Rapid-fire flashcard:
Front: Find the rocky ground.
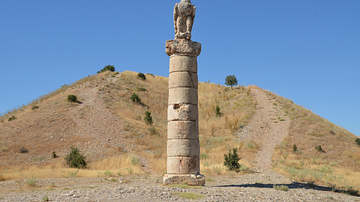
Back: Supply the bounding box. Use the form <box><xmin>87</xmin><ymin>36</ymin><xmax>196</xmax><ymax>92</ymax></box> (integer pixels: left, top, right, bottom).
<box><xmin>1</xmin><ymin>88</ymin><xmax>359</xmax><ymax>201</ymax></box>
<box><xmin>1</xmin><ymin>173</ymin><xmax>358</xmax><ymax>202</ymax></box>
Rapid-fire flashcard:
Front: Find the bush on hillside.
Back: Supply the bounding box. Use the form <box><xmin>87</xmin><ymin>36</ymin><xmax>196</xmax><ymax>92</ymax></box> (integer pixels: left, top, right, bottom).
<box><xmin>356</xmin><ymin>138</ymin><xmax>360</xmax><ymax>147</ymax></box>
<box><xmin>315</xmin><ymin>145</ymin><xmax>325</xmax><ymax>153</ymax></box>
<box><xmin>31</xmin><ymin>105</ymin><xmax>39</xmax><ymax>110</ymax></box>
<box><xmin>67</xmin><ymin>95</ymin><xmax>78</xmax><ymax>102</ymax></box>
<box><xmin>144</xmin><ymin>111</ymin><xmax>153</xmax><ymax>125</ymax></box>
<box><xmin>97</xmin><ymin>65</ymin><xmax>115</xmax><ymax>73</ymax></box>
<box><xmin>64</xmin><ymin>146</ymin><xmax>87</xmax><ymax>168</ymax></box>
<box><xmin>224</xmin><ymin>148</ymin><xmax>241</xmax><ymax>172</ymax></box>
<box><xmin>293</xmin><ymin>144</ymin><xmax>298</xmax><ymax>154</ymax></box>
<box><xmin>215</xmin><ymin>105</ymin><xmax>222</xmax><ymax>117</ymax></box>
<box><xmin>131</xmin><ymin>93</ymin><xmax>141</xmax><ymax>103</ymax></box>
<box><xmin>138</xmin><ymin>73</ymin><xmax>146</xmax><ymax>80</ymax></box>
<box><xmin>8</xmin><ymin>116</ymin><xmax>17</xmax><ymax>121</ymax></box>
<box><xmin>52</xmin><ymin>151</ymin><xmax>57</xmax><ymax>158</ymax></box>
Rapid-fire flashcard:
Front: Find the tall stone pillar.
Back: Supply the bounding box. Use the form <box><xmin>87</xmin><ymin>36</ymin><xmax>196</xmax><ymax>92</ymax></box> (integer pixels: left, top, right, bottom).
<box><xmin>163</xmin><ymin>0</ymin><xmax>205</xmax><ymax>186</ymax></box>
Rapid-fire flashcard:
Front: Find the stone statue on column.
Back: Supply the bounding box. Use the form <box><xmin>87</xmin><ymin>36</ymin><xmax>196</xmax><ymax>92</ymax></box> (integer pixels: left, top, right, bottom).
<box><xmin>164</xmin><ymin>0</ymin><xmax>204</xmax><ymax>186</ymax></box>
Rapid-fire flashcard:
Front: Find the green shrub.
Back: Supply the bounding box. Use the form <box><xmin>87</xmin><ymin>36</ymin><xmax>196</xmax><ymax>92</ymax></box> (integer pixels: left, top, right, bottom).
<box><xmin>130</xmin><ymin>93</ymin><xmax>141</xmax><ymax>103</ymax></box>
<box><xmin>224</xmin><ymin>148</ymin><xmax>241</xmax><ymax>172</ymax></box>
<box><xmin>315</xmin><ymin>145</ymin><xmax>324</xmax><ymax>153</ymax></box>
<box><xmin>137</xmin><ymin>73</ymin><xmax>146</xmax><ymax>80</ymax></box>
<box><xmin>67</xmin><ymin>95</ymin><xmax>78</xmax><ymax>102</ymax></box>
<box><xmin>215</xmin><ymin>105</ymin><xmax>222</xmax><ymax>117</ymax></box>
<box><xmin>64</xmin><ymin>146</ymin><xmax>87</xmax><ymax>168</ymax></box>
<box><xmin>356</xmin><ymin>138</ymin><xmax>360</xmax><ymax>147</ymax></box>
<box><xmin>144</xmin><ymin>111</ymin><xmax>153</xmax><ymax>125</ymax></box>
<box><xmin>138</xmin><ymin>72</ymin><xmax>146</xmax><ymax>80</ymax></box>
<box><xmin>97</xmin><ymin>65</ymin><xmax>115</xmax><ymax>73</ymax></box>
<box><xmin>31</xmin><ymin>105</ymin><xmax>39</xmax><ymax>110</ymax></box>
<box><xmin>8</xmin><ymin>116</ymin><xmax>16</xmax><ymax>121</ymax></box>
<box><xmin>52</xmin><ymin>151</ymin><xmax>57</xmax><ymax>158</ymax></box>
<box><xmin>293</xmin><ymin>144</ymin><xmax>298</xmax><ymax>153</ymax></box>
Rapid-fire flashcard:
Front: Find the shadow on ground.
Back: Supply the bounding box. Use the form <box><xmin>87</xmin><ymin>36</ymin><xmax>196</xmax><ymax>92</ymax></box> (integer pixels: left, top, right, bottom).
<box><xmin>214</xmin><ymin>182</ymin><xmax>360</xmax><ymax>196</ymax></box>
<box><xmin>215</xmin><ymin>182</ymin><xmax>331</xmax><ymax>191</ymax></box>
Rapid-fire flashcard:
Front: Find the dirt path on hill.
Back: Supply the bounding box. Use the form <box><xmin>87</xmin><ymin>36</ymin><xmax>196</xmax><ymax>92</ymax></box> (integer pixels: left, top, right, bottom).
<box><xmin>67</xmin><ymin>87</ymin><xmax>150</xmax><ymax>170</ymax></box>
<box><xmin>238</xmin><ymin>88</ymin><xmax>291</xmax><ymax>172</ymax></box>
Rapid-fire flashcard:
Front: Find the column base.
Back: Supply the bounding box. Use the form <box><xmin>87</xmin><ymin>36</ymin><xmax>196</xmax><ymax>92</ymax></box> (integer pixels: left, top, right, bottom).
<box><xmin>163</xmin><ymin>174</ymin><xmax>205</xmax><ymax>186</ymax></box>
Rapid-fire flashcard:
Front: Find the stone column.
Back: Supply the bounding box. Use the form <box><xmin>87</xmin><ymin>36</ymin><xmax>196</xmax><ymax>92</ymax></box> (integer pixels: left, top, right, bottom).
<box><xmin>163</xmin><ymin>0</ymin><xmax>204</xmax><ymax>186</ymax></box>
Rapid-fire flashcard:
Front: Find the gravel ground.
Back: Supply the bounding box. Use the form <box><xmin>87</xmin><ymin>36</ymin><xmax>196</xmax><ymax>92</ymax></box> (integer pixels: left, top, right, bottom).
<box><xmin>1</xmin><ymin>174</ymin><xmax>358</xmax><ymax>202</ymax></box>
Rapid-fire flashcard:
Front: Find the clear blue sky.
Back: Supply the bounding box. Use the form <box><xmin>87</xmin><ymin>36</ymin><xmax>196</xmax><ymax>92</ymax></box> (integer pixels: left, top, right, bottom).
<box><xmin>0</xmin><ymin>0</ymin><xmax>359</xmax><ymax>136</ymax></box>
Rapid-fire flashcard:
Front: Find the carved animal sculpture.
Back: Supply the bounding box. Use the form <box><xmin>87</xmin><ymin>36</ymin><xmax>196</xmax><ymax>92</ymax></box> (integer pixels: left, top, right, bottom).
<box><xmin>174</xmin><ymin>0</ymin><xmax>196</xmax><ymax>40</ymax></box>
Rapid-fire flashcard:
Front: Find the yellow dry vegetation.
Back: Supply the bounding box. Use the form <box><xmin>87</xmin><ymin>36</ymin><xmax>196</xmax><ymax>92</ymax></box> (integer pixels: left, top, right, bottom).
<box><xmin>270</xmin><ymin>92</ymin><xmax>360</xmax><ymax>191</ymax></box>
<box><xmin>0</xmin><ymin>70</ymin><xmax>257</xmax><ymax>180</ymax></box>
<box><xmin>100</xmin><ymin>71</ymin><xmax>257</xmax><ymax>173</ymax></box>
<box><xmin>1</xmin><ymin>154</ymin><xmax>143</xmax><ymax>180</ymax></box>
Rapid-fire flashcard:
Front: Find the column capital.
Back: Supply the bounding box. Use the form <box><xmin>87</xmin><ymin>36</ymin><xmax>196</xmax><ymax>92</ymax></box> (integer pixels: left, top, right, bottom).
<box><xmin>166</xmin><ymin>39</ymin><xmax>201</xmax><ymax>57</ymax></box>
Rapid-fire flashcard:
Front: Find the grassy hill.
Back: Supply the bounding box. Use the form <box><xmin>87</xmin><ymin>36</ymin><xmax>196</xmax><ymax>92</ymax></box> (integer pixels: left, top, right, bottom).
<box><xmin>0</xmin><ymin>70</ymin><xmax>359</xmax><ymax>192</ymax></box>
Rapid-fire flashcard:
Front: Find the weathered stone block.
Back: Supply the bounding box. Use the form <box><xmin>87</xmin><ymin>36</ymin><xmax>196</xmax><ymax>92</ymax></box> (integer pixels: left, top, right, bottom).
<box><xmin>169</xmin><ymin>72</ymin><xmax>198</xmax><ymax>89</ymax></box>
<box><xmin>168</xmin><ymin>121</ymin><xmax>198</xmax><ymax>139</ymax></box>
<box><xmin>169</xmin><ymin>55</ymin><xmax>197</xmax><ymax>73</ymax></box>
<box><xmin>167</xmin><ymin>156</ymin><xmax>199</xmax><ymax>174</ymax></box>
<box><xmin>163</xmin><ymin>174</ymin><xmax>205</xmax><ymax>186</ymax></box>
<box><xmin>168</xmin><ymin>104</ymin><xmax>198</xmax><ymax>121</ymax></box>
<box><xmin>169</xmin><ymin>88</ymin><xmax>197</xmax><ymax>105</ymax></box>
<box><xmin>166</xmin><ymin>39</ymin><xmax>201</xmax><ymax>57</ymax></box>
<box><xmin>167</xmin><ymin>139</ymin><xmax>199</xmax><ymax>156</ymax></box>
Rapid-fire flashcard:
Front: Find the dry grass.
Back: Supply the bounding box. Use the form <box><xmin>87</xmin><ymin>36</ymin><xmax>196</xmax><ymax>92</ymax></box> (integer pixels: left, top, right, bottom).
<box><xmin>269</xmin><ymin>91</ymin><xmax>360</xmax><ymax>192</ymax></box>
<box><xmin>2</xmin><ymin>69</ymin><xmax>357</xmax><ymax>191</ymax></box>
<box><xmin>1</xmin><ymin>154</ymin><xmax>143</xmax><ymax>181</ymax></box>
<box><xmin>0</xmin><ymin>71</ymin><xmax>256</xmax><ymax>179</ymax></box>
<box><xmin>100</xmin><ymin>71</ymin><xmax>257</xmax><ymax>173</ymax></box>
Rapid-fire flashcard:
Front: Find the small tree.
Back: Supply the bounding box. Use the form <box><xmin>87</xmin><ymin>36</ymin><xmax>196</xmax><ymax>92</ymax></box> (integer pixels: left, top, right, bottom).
<box><xmin>64</xmin><ymin>146</ymin><xmax>87</xmax><ymax>168</ymax></box>
<box><xmin>131</xmin><ymin>93</ymin><xmax>141</xmax><ymax>103</ymax></box>
<box><xmin>293</xmin><ymin>144</ymin><xmax>298</xmax><ymax>153</ymax></box>
<box><xmin>144</xmin><ymin>111</ymin><xmax>153</xmax><ymax>125</ymax></box>
<box><xmin>224</xmin><ymin>148</ymin><xmax>241</xmax><ymax>172</ymax></box>
<box><xmin>315</xmin><ymin>145</ymin><xmax>324</xmax><ymax>153</ymax></box>
<box><xmin>97</xmin><ymin>65</ymin><xmax>115</xmax><ymax>73</ymax></box>
<box><xmin>225</xmin><ymin>75</ymin><xmax>238</xmax><ymax>88</ymax></box>
<box><xmin>67</xmin><ymin>95</ymin><xmax>78</xmax><ymax>102</ymax></box>
<box><xmin>52</xmin><ymin>151</ymin><xmax>57</xmax><ymax>158</ymax></box>
<box><xmin>356</xmin><ymin>138</ymin><xmax>360</xmax><ymax>147</ymax></box>
<box><xmin>215</xmin><ymin>105</ymin><xmax>222</xmax><ymax>117</ymax></box>
<box><xmin>8</xmin><ymin>116</ymin><xmax>17</xmax><ymax>121</ymax></box>
<box><xmin>138</xmin><ymin>73</ymin><xmax>146</xmax><ymax>80</ymax></box>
